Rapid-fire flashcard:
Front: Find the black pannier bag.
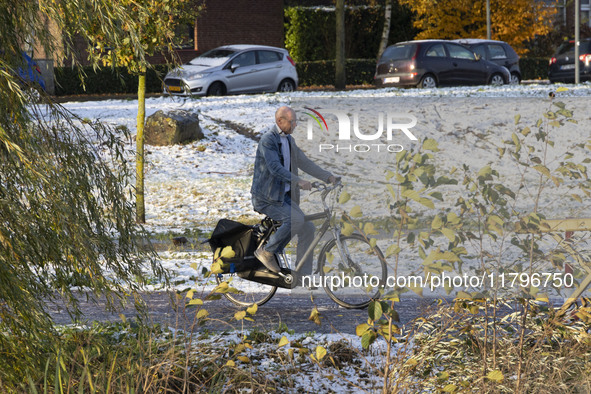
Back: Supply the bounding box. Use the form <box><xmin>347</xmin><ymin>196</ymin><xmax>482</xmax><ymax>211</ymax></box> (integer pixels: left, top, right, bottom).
<box><xmin>207</xmin><ymin>219</ymin><xmax>263</xmax><ymax>273</ymax></box>
<box><xmin>208</xmin><ymin>218</ymin><xmax>296</xmax><ymax>289</ymax></box>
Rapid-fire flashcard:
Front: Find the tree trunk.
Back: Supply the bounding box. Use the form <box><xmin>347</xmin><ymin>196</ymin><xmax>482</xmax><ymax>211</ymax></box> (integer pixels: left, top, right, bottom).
<box><xmin>136</xmin><ymin>72</ymin><xmax>146</xmax><ymax>223</ymax></box>
<box><xmin>335</xmin><ymin>0</ymin><xmax>346</xmax><ymax>90</ymax></box>
<box><xmin>377</xmin><ymin>0</ymin><xmax>393</xmax><ymax>59</ymax></box>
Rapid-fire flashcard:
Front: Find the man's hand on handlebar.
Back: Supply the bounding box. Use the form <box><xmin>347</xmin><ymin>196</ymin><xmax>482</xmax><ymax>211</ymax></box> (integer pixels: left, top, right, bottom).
<box><xmin>327</xmin><ymin>175</ymin><xmax>341</xmax><ymax>184</ymax></box>
<box><xmin>298</xmin><ymin>179</ymin><xmax>312</xmax><ymax>190</ymax></box>
<box><xmin>301</xmin><ymin>176</ymin><xmax>342</xmax><ymax>191</ymax></box>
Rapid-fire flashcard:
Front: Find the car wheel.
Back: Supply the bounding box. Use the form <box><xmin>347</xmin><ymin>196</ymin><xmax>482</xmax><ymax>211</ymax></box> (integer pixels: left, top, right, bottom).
<box><xmin>510</xmin><ymin>73</ymin><xmax>521</xmax><ymax>85</ymax></box>
<box><xmin>419</xmin><ymin>74</ymin><xmax>437</xmax><ymax>89</ymax></box>
<box><xmin>207</xmin><ymin>82</ymin><xmax>225</xmax><ymax>96</ymax></box>
<box><xmin>277</xmin><ymin>79</ymin><xmax>296</xmax><ymax>92</ymax></box>
<box><xmin>489</xmin><ymin>73</ymin><xmax>505</xmax><ymax>86</ymax></box>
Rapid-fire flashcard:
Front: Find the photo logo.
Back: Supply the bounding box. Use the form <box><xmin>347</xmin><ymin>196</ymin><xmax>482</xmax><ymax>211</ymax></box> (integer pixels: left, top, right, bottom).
<box><xmin>304</xmin><ymin>108</ymin><xmax>418</xmax><ymax>153</ymax></box>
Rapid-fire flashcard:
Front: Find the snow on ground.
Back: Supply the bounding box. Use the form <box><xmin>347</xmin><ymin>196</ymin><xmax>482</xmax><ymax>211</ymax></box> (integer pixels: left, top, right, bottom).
<box><xmin>191</xmin><ymin>330</ymin><xmax>390</xmax><ymax>393</ymax></box>
<box><xmin>58</xmin><ymin>82</ymin><xmax>591</xmax><ymax>297</ymax></box>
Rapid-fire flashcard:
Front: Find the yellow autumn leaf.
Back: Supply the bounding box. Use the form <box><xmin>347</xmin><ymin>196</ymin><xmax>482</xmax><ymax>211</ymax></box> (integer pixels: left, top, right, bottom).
<box><xmin>315</xmin><ymin>346</ymin><xmax>327</xmax><ymax>360</ymax></box>
<box><xmin>246</xmin><ymin>303</ymin><xmax>258</xmax><ymax>315</ymax></box>
<box><xmin>486</xmin><ymin>370</ymin><xmax>504</xmax><ymax>382</ymax></box>
<box><xmin>338</xmin><ymin>191</ymin><xmax>351</xmax><ymax>204</ymax></box>
<box><xmin>341</xmin><ymin>222</ymin><xmax>354</xmax><ymax>236</ymax></box>
<box><xmin>220</xmin><ymin>245</ymin><xmax>235</xmax><ymax>259</ymax></box>
<box><xmin>278</xmin><ymin>336</ymin><xmax>289</xmax><ymax>347</ymax></box>
<box><xmin>350</xmin><ymin>206</ymin><xmax>363</xmax><ymax>218</ymax></box>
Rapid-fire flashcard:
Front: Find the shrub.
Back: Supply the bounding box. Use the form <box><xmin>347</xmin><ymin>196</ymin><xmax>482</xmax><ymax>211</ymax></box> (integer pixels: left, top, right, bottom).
<box><xmin>54</xmin><ymin>65</ymin><xmax>170</xmax><ymax>96</ymax></box>
<box><xmin>296</xmin><ymin>58</ymin><xmax>375</xmax><ymax>86</ymax></box>
<box><xmin>285</xmin><ymin>4</ymin><xmax>417</xmax><ymax>62</ymax></box>
<box><xmin>519</xmin><ymin>57</ymin><xmax>549</xmax><ymax>80</ymax></box>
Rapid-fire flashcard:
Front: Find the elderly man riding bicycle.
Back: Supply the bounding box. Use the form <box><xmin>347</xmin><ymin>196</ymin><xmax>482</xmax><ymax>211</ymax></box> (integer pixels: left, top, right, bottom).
<box><xmin>250</xmin><ymin>106</ymin><xmax>337</xmax><ymax>280</ymax></box>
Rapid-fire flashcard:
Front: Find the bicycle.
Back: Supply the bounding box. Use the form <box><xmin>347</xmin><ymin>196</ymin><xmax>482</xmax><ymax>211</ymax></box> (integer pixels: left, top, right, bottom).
<box><xmin>215</xmin><ymin>180</ymin><xmax>387</xmax><ymax>309</ymax></box>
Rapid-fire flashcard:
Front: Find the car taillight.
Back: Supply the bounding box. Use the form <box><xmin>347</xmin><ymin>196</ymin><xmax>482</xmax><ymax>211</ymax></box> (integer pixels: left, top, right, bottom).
<box><xmin>287</xmin><ymin>55</ymin><xmax>296</xmax><ymax>67</ymax></box>
<box><xmin>549</xmin><ymin>57</ymin><xmax>557</xmax><ymax>65</ymax></box>
<box><xmin>579</xmin><ymin>54</ymin><xmax>591</xmax><ymax>66</ymax></box>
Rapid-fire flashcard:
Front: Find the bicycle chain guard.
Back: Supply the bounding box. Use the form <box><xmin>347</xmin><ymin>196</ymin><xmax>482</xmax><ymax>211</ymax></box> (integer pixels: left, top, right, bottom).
<box><xmin>237</xmin><ymin>267</ymin><xmax>297</xmax><ymax>289</ymax></box>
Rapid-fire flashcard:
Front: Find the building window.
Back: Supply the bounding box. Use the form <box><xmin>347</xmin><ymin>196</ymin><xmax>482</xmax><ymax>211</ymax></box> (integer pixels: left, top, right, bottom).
<box><xmin>582</xmin><ymin>11</ymin><xmax>590</xmax><ymax>27</ymax></box>
<box><xmin>174</xmin><ymin>23</ymin><xmax>195</xmax><ymax>50</ymax></box>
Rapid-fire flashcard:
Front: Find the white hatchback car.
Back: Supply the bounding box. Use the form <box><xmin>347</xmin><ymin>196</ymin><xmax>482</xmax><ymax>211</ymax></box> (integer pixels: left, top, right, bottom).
<box><xmin>163</xmin><ymin>45</ymin><xmax>298</xmax><ymax>96</ymax></box>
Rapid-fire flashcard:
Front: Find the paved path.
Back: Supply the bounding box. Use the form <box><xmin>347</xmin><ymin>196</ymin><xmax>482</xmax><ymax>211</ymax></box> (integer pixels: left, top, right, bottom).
<box><xmin>47</xmin><ymin>291</ymin><xmax>435</xmax><ymax>334</ymax></box>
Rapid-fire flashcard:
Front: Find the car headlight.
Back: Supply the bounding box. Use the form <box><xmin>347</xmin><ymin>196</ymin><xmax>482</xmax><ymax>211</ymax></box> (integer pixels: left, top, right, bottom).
<box><xmin>185</xmin><ymin>72</ymin><xmax>210</xmax><ymax>80</ymax></box>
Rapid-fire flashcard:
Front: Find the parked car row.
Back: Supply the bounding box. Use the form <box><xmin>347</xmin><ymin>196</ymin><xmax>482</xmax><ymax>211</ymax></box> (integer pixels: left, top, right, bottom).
<box><xmin>159</xmin><ymin>38</ymin><xmax>591</xmax><ymax>97</ymax></box>
<box><xmin>374</xmin><ymin>39</ymin><xmax>518</xmax><ymax>89</ymax></box>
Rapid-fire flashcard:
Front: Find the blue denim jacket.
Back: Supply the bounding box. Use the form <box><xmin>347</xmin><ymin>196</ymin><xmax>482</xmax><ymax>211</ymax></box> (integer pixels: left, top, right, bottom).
<box><xmin>251</xmin><ymin>125</ymin><xmax>333</xmax><ymax>207</ymax></box>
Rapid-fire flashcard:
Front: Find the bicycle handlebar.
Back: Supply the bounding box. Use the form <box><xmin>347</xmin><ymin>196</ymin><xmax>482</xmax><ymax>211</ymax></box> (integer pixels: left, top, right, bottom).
<box><xmin>311</xmin><ymin>179</ymin><xmax>341</xmax><ymax>192</ymax></box>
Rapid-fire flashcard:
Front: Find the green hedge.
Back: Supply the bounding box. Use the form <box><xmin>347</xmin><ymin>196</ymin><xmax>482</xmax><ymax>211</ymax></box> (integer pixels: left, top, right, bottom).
<box><xmin>54</xmin><ymin>65</ymin><xmax>170</xmax><ymax>96</ymax></box>
<box><xmin>297</xmin><ymin>59</ymin><xmax>375</xmax><ymax>86</ymax></box>
<box><xmin>518</xmin><ymin>58</ymin><xmax>548</xmax><ymax>80</ymax></box>
<box><xmin>285</xmin><ymin>4</ymin><xmax>416</xmax><ymax>62</ymax></box>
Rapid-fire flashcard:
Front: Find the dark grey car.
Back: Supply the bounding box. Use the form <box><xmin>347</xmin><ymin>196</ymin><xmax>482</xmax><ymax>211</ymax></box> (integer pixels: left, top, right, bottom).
<box><xmin>548</xmin><ymin>38</ymin><xmax>591</xmax><ymax>83</ymax></box>
<box><xmin>374</xmin><ymin>40</ymin><xmax>510</xmax><ymax>89</ymax></box>
<box><xmin>453</xmin><ymin>39</ymin><xmax>521</xmax><ymax>84</ymax></box>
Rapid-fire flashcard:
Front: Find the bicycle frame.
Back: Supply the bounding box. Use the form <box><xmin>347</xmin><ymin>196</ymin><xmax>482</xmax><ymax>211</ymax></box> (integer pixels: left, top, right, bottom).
<box><xmin>260</xmin><ymin>183</ymin><xmax>348</xmax><ymax>277</ymax></box>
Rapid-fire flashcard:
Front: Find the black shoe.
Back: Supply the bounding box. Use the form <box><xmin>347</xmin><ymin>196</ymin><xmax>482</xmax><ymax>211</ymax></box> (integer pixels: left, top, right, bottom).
<box><xmin>254</xmin><ymin>246</ymin><xmax>281</xmax><ymax>273</ymax></box>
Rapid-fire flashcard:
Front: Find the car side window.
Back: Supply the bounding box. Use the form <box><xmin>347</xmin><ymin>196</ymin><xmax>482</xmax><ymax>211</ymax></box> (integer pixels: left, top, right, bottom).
<box><xmin>488</xmin><ymin>44</ymin><xmax>507</xmax><ymax>59</ymax></box>
<box><xmin>472</xmin><ymin>45</ymin><xmax>487</xmax><ymax>60</ymax></box>
<box><xmin>447</xmin><ymin>44</ymin><xmax>476</xmax><ymax>60</ymax></box>
<box><xmin>258</xmin><ymin>50</ymin><xmax>281</xmax><ymax>64</ymax></box>
<box><xmin>425</xmin><ymin>44</ymin><xmax>446</xmax><ymax>57</ymax></box>
<box><xmin>231</xmin><ymin>51</ymin><xmax>256</xmax><ymax>68</ymax></box>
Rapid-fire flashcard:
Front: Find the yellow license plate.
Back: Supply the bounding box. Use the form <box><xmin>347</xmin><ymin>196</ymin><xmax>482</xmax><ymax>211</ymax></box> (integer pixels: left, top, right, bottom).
<box><xmin>168</xmin><ymin>85</ymin><xmax>182</xmax><ymax>92</ymax></box>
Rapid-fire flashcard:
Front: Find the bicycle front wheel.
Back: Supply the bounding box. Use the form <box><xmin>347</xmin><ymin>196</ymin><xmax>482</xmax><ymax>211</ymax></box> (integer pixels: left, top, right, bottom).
<box><xmin>216</xmin><ymin>272</ymin><xmax>277</xmax><ymax>307</ymax></box>
<box><xmin>318</xmin><ymin>233</ymin><xmax>386</xmax><ymax>309</ymax></box>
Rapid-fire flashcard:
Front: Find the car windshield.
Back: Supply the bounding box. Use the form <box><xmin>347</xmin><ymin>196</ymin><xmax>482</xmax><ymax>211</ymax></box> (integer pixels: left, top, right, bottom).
<box><xmin>557</xmin><ymin>41</ymin><xmax>576</xmax><ymax>55</ymax></box>
<box><xmin>558</xmin><ymin>40</ymin><xmax>591</xmax><ymax>55</ymax></box>
<box><xmin>381</xmin><ymin>44</ymin><xmax>417</xmax><ymax>61</ymax></box>
<box><xmin>188</xmin><ymin>48</ymin><xmax>237</xmax><ymax>66</ymax></box>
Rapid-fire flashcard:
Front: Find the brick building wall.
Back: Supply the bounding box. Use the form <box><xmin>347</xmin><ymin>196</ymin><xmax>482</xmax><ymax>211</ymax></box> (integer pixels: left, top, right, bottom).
<box><xmin>195</xmin><ymin>0</ymin><xmax>284</xmax><ymax>52</ymax></box>
<box><xmin>53</xmin><ymin>0</ymin><xmax>283</xmax><ymax>67</ymax></box>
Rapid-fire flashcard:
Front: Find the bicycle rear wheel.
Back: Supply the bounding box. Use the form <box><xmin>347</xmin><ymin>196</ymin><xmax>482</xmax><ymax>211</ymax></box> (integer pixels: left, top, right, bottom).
<box><xmin>216</xmin><ymin>272</ymin><xmax>277</xmax><ymax>307</ymax></box>
<box><xmin>318</xmin><ymin>233</ymin><xmax>386</xmax><ymax>309</ymax></box>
